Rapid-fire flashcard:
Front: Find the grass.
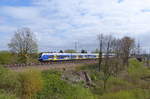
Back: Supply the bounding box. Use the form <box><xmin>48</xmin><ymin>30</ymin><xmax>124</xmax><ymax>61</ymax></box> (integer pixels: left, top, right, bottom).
<box><xmin>0</xmin><ymin>58</ymin><xmax>150</xmax><ymax>99</ymax></box>
<box><xmin>36</xmin><ymin>69</ymin><xmax>95</xmax><ymax>99</ymax></box>
<box><xmin>99</xmin><ymin>89</ymin><xmax>150</xmax><ymax>99</ymax></box>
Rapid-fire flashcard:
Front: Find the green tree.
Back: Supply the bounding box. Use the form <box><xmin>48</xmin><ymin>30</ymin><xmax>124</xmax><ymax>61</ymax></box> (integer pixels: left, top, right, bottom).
<box><xmin>64</xmin><ymin>49</ymin><xmax>76</xmax><ymax>53</ymax></box>
<box><xmin>81</xmin><ymin>49</ymin><xmax>87</xmax><ymax>53</ymax></box>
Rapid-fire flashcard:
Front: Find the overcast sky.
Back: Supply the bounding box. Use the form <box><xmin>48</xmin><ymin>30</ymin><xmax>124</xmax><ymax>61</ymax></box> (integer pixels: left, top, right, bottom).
<box><xmin>1</xmin><ymin>0</ymin><xmax>150</xmax><ymax>52</ymax></box>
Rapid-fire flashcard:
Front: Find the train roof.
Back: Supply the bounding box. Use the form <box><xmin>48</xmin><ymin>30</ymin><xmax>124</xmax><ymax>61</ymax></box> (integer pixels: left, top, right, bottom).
<box><xmin>41</xmin><ymin>53</ymin><xmax>99</xmax><ymax>56</ymax></box>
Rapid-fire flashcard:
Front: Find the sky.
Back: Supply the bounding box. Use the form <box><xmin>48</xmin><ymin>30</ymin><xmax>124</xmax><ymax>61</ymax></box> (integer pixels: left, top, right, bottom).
<box><xmin>1</xmin><ymin>0</ymin><xmax>150</xmax><ymax>52</ymax></box>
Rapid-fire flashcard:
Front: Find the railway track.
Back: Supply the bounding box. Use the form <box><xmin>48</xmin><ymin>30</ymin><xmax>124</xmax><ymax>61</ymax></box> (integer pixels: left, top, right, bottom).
<box><xmin>4</xmin><ymin>59</ymin><xmax>98</xmax><ymax>70</ymax></box>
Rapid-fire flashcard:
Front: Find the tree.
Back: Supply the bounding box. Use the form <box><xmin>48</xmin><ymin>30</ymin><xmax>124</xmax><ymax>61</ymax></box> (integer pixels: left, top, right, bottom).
<box><xmin>64</xmin><ymin>49</ymin><xmax>76</xmax><ymax>53</ymax></box>
<box><xmin>92</xmin><ymin>49</ymin><xmax>99</xmax><ymax>53</ymax></box>
<box><xmin>97</xmin><ymin>34</ymin><xmax>117</xmax><ymax>90</ymax></box>
<box><xmin>59</xmin><ymin>50</ymin><xmax>63</xmax><ymax>53</ymax></box>
<box><xmin>8</xmin><ymin>27</ymin><xmax>38</xmax><ymax>63</ymax></box>
<box><xmin>102</xmin><ymin>35</ymin><xmax>116</xmax><ymax>90</ymax></box>
<box><xmin>112</xmin><ymin>38</ymin><xmax>123</xmax><ymax>76</ymax></box>
<box><xmin>120</xmin><ymin>36</ymin><xmax>135</xmax><ymax>67</ymax></box>
<box><xmin>97</xmin><ymin>34</ymin><xmax>104</xmax><ymax>72</ymax></box>
<box><xmin>81</xmin><ymin>49</ymin><xmax>87</xmax><ymax>53</ymax></box>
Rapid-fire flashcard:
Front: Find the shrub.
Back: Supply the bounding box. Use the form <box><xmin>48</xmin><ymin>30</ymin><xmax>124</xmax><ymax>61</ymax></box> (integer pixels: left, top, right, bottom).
<box><xmin>128</xmin><ymin>59</ymin><xmax>150</xmax><ymax>81</ymax></box>
<box><xmin>0</xmin><ymin>66</ymin><xmax>20</xmax><ymax>93</ymax></box>
<box><xmin>36</xmin><ymin>70</ymin><xmax>95</xmax><ymax>99</ymax></box>
<box><xmin>18</xmin><ymin>68</ymin><xmax>43</xmax><ymax>99</ymax></box>
<box><xmin>67</xmin><ymin>85</ymin><xmax>95</xmax><ymax>99</ymax></box>
<box><xmin>0</xmin><ymin>51</ymin><xmax>14</xmax><ymax>64</ymax></box>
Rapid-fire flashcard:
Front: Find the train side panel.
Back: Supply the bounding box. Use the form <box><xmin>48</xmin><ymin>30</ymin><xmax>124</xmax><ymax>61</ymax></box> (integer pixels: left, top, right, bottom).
<box><xmin>39</xmin><ymin>53</ymin><xmax>99</xmax><ymax>61</ymax></box>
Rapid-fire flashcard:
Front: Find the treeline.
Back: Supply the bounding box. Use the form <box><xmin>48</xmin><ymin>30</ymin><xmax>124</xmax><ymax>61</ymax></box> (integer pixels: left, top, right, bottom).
<box><xmin>0</xmin><ymin>27</ymin><xmax>148</xmax><ymax>66</ymax></box>
<box><xmin>96</xmin><ymin>34</ymin><xmax>148</xmax><ymax>90</ymax></box>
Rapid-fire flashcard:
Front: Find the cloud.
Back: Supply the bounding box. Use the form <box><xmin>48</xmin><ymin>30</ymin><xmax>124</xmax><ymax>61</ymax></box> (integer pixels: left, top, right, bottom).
<box><xmin>1</xmin><ymin>0</ymin><xmax>150</xmax><ymax>51</ymax></box>
<box><xmin>117</xmin><ymin>0</ymin><xmax>124</xmax><ymax>3</ymax></box>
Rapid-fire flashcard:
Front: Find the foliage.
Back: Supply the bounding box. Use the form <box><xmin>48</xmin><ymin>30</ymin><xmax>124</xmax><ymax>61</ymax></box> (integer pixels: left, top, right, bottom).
<box><xmin>0</xmin><ymin>66</ymin><xmax>20</xmax><ymax>93</ymax></box>
<box><xmin>8</xmin><ymin>27</ymin><xmax>38</xmax><ymax>54</ymax></box>
<box><xmin>128</xmin><ymin>59</ymin><xmax>150</xmax><ymax>78</ymax></box>
<box><xmin>120</xmin><ymin>36</ymin><xmax>135</xmax><ymax>67</ymax></box>
<box><xmin>0</xmin><ymin>60</ymin><xmax>149</xmax><ymax>99</ymax></box>
<box><xmin>0</xmin><ymin>51</ymin><xmax>14</xmax><ymax>64</ymax></box>
<box><xmin>75</xmin><ymin>63</ymin><xmax>99</xmax><ymax>71</ymax></box>
<box><xmin>18</xmin><ymin>68</ymin><xmax>43</xmax><ymax>99</ymax></box>
<box><xmin>8</xmin><ymin>27</ymin><xmax>38</xmax><ymax>63</ymax></box>
<box><xmin>0</xmin><ymin>92</ymin><xmax>18</xmax><ymax>99</ymax></box>
<box><xmin>16</xmin><ymin>53</ymin><xmax>39</xmax><ymax>64</ymax></box>
<box><xmin>99</xmin><ymin>89</ymin><xmax>150</xmax><ymax>99</ymax></box>
<box><xmin>36</xmin><ymin>70</ymin><xmax>95</xmax><ymax>99</ymax></box>
<box><xmin>107</xmin><ymin>77</ymin><xmax>133</xmax><ymax>92</ymax></box>
<box><xmin>0</xmin><ymin>51</ymin><xmax>39</xmax><ymax>64</ymax></box>
<box><xmin>64</xmin><ymin>49</ymin><xmax>76</xmax><ymax>53</ymax></box>
<box><xmin>81</xmin><ymin>49</ymin><xmax>87</xmax><ymax>53</ymax></box>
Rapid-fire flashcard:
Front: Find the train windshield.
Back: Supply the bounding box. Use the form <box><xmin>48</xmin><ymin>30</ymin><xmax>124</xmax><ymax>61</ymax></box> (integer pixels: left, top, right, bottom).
<box><xmin>39</xmin><ymin>53</ymin><xmax>43</xmax><ymax>58</ymax></box>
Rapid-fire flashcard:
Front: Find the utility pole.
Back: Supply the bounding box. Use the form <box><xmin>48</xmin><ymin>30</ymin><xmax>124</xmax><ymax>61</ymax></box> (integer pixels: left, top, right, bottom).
<box><xmin>137</xmin><ymin>41</ymin><xmax>140</xmax><ymax>56</ymax></box>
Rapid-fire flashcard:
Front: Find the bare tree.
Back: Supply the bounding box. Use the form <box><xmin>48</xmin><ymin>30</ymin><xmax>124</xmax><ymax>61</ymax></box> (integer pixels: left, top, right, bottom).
<box><xmin>8</xmin><ymin>27</ymin><xmax>38</xmax><ymax>63</ymax></box>
<box><xmin>112</xmin><ymin>38</ymin><xmax>124</xmax><ymax>76</ymax></box>
<box><xmin>97</xmin><ymin>33</ymin><xmax>104</xmax><ymax>72</ymax></box>
<box><xmin>102</xmin><ymin>35</ymin><xmax>115</xmax><ymax>90</ymax></box>
<box><xmin>120</xmin><ymin>36</ymin><xmax>135</xmax><ymax>67</ymax></box>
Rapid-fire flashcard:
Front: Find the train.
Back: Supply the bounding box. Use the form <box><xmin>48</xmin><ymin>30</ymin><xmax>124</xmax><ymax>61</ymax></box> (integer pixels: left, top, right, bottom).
<box><xmin>38</xmin><ymin>53</ymin><xmax>99</xmax><ymax>62</ymax></box>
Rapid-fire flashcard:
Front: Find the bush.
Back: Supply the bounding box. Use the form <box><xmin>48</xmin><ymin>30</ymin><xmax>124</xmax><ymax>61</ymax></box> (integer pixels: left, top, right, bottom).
<box><xmin>0</xmin><ymin>66</ymin><xmax>20</xmax><ymax>93</ymax></box>
<box><xmin>128</xmin><ymin>59</ymin><xmax>150</xmax><ymax>80</ymax></box>
<box><xmin>36</xmin><ymin>70</ymin><xmax>95</xmax><ymax>99</ymax></box>
<box><xmin>18</xmin><ymin>68</ymin><xmax>43</xmax><ymax>99</ymax></box>
<box><xmin>0</xmin><ymin>51</ymin><xmax>14</xmax><ymax>64</ymax></box>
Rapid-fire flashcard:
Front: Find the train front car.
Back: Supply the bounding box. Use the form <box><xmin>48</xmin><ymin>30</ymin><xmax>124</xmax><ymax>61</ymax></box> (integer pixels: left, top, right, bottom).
<box><xmin>38</xmin><ymin>53</ymin><xmax>55</xmax><ymax>62</ymax></box>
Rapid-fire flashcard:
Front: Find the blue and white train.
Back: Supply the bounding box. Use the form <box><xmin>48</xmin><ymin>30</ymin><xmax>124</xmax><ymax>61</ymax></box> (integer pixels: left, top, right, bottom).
<box><xmin>38</xmin><ymin>53</ymin><xmax>99</xmax><ymax>62</ymax></box>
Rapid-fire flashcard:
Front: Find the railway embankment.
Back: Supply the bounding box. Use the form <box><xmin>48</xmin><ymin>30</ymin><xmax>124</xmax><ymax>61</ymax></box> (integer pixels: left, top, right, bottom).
<box><xmin>6</xmin><ymin>59</ymin><xmax>98</xmax><ymax>72</ymax></box>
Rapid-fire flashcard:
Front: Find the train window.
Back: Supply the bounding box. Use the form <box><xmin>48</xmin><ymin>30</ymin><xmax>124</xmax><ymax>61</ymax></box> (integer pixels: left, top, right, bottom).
<box><xmin>79</xmin><ymin>55</ymin><xmax>83</xmax><ymax>58</ymax></box>
<box><xmin>43</xmin><ymin>55</ymin><xmax>49</xmax><ymax>59</ymax></box>
<box><xmin>85</xmin><ymin>55</ymin><xmax>88</xmax><ymax>58</ymax></box>
<box><xmin>48</xmin><ymin>55</ymin><xmax>54</xmax><ymax>59</ymax></box>
<box><xmin>88</xmin><ymin>55</ymin><xmax>91</xmax><ymax>58</ymax></box>
<box><xmin>71</xmin><ymin>55</ymin><xmax>76</xmax><ymax>59</ymax></box>
<box><xmin>56</xmin><ymin>56</ymin><xmax>61</xmax><ymax>59</ymax></box>
<box><xmin>88</xmin><ymin>55</ymin><xmax>96</xmax><ymax>58</ymax></box>
<box><xmin>57</xmin><ymin>55</ymin><xmax>70</xmax><ymax>59</ymax></box>
<box><xmin>39</xmin><ymin>53</ymin><xmax>43</xmax><ymax>58</ymax></box>
<box><xmin>93</xmin><ymin>55</ymin><xmax>96</xmax><ymax>57</ymax></box>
